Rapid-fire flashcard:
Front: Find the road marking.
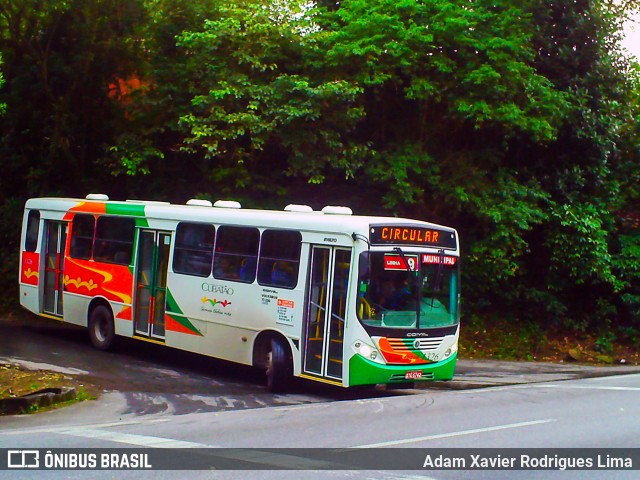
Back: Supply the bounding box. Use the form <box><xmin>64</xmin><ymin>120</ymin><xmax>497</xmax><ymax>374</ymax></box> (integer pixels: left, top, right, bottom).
<box><xmin>6</xmin><ymin>427</ymin><xmax>359</xmax><ymax>470</ymax></box>
<box><xmin>51</xmin><ymin>430</ymin><xmax>358</xmax><ymax>470</ymax></box>
<box><xmin>532</xmin><ymin>385</ymin><xmax>640</xmax><ymax>391</ymax></box>
<box><xmin>0</xmin><ymin>357</ymin><xmax>89</xmax><ymax>375</ymax></box>
<box><xmin>56</xmin><ymin>427</ymin><xmax>213</xmax><ymax>448</ymax></box>
<box><xmin>354</xmin><ymin>419</ymin><xmax>557</xmax><ymax>448</ymax></box>
<box><xmin>3</xmin><ymin>418</ymin><xmax>170</xmax><ymax>436</ymax></box>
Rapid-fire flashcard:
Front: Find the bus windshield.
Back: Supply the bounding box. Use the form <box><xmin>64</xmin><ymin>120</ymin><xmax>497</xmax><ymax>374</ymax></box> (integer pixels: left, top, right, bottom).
<box><xmin>357</xmin><ymin>251</ymin><xmax>459</xmax><ymax>329</ymax></box>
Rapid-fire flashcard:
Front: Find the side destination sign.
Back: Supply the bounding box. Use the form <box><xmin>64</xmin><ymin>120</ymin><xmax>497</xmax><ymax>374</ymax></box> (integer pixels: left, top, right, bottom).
<box><xmin>369</xmin><ymin>225</ymin><xmax>457</xmax><ymax>249</ymax></box>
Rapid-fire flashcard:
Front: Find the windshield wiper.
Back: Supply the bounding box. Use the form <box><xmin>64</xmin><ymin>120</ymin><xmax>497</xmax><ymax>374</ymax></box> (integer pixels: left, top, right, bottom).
<box><xmin>394</xmin><ymin>247</ymin><xmax>421</xmax><ymax>327</ymax></box>
<box><xmin>393</xmin><ymin>247</ymin><xmax>413</xmax><ymax>271</ymax></box>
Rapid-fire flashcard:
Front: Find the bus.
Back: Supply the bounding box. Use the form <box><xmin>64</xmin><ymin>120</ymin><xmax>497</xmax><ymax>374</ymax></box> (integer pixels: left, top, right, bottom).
<box><xmin>19</xmin><ymin>194</ymin><xmax>461</xmax><ymax>391</ymax></box>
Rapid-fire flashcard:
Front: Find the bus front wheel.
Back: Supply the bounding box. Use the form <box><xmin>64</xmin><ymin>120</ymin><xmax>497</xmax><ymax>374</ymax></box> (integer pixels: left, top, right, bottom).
<box><xmin>89</xmin><ymin>305</ymin><xmax>115</xmax><ymax>351</ymax></box>
<box><xmin>266</xmin><ymin>338</ymin><xmax>292</xmax><ymax>393</ymax></box>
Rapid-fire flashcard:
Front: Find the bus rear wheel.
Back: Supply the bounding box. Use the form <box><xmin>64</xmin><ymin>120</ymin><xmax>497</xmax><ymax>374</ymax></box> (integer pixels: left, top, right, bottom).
<box><xmin>266</xmin><ymin>338</ymin><xmax>292</xmax><ymax>393</ymax></box>
<box><xmin>89</xmin><ymin>305</ymin><xmax>115</xmax><ymax>351</ymax></box>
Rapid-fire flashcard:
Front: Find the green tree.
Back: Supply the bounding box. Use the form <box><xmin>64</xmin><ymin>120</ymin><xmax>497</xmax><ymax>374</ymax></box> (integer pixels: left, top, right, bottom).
<box><xmin>0</xmin><ymin>0</ymin><xmax>147</xmax><ymax>198</ymax></box>
<box><xmin>174</xmin><ymin>0</ymin><xmax>366</xmax><ymax>201</ymax></box>
<box><xmin>0</xmin><ymin>53</ymin><xmax>5</xmax><ymax>115</ymax></box>
<box><xmin>513</xmin><ymin>0</ymin><xmax>640</xmax><ymax>328</ymax></box>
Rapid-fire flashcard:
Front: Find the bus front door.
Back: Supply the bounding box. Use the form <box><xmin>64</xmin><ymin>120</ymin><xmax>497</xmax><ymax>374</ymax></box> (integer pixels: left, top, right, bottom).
<box><xmin>303</xmin><ymin>246</ymin><xmax>351</xmax><ymax>382</ymax></box>
<box><xmin>134</xmin><ymin>230</ymin><xmax>171</xmax><ymax>339</ymax></box>
<box><xmin>42</xmin><ymin>221</ymin><xmax>67</xmax><ymax>317</ymax></box>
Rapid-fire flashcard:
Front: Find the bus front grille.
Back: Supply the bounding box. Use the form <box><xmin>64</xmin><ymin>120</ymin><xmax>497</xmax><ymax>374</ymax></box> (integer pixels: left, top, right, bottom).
<box><xmin>387</xmin><ymin>337</ymin><xmax>444</xmax><ymax>352</ymax></box>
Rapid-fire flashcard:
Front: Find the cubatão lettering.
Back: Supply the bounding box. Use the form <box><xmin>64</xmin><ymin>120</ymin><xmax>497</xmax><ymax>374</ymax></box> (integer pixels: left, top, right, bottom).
<box><xmin>381</xmin><ymin>227</ymin><xmax>439</xmax><ymax>244</ymax></box>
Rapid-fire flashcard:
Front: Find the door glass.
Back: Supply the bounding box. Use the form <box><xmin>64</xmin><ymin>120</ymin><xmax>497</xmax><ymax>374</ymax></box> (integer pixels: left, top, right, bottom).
<box><xmin>43</xmin><ymin>222</ymin><xmax>65</xmax><ymax>315</ymax></box>
<box><xmin>327</xmin><ymin>249</ymin><xmax>350</xmax><ymax>379</ymax></box>
<box><xmin>56</xmin><ymin>226</ymin><xmax>67</xmax><ymax>314</ymax></box>
<box><xmin>135</xmin><ymin>231</ymin><xmax>154</xmax><ymax>335</ymax></box>
<box><xmin>152</xmin><ymin>233</ymin><xmax>171</xmax><ymax>337</ymax></box>
<box><xmin>304</xmin><ymin>247</ymin><xmax>330</xmax><ymax>375</ymax></box>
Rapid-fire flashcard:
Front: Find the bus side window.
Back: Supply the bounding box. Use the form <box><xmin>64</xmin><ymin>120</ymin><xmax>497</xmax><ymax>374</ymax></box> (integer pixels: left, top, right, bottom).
<box><xmin>257</xmin><ymin>230</ymin><xmax>302</xmax><ymax>289</ymax></box>
<box><xmin>25</xmin><ymin>210</ymin><xmax>40</xmax><ymax>252</ymax></box>
<box><xmin>173</xmin><ymin>222</ymin><xmax>215</xmax><ymax>277</ymax></box>
<box><xmin>69</xmin><ymin>214</ymin><xmax>95</xmax><ymax>260</ymax></box>
<box><xmin>94</xmin><ymin>216</ymin><xmax>135</xmax><ymax>265</ymax></box>
<box><xmin>213</xmin><ymin>226</ymin><xmax>259</xmax><ymax>283</ymax></box>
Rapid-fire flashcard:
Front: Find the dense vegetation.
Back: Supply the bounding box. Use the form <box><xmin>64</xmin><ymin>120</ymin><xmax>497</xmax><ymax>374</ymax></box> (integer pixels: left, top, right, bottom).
<box><xmin>1</xmin><ymin>0</ymin><xmax>639</xmax><ymax>350</ymax></box>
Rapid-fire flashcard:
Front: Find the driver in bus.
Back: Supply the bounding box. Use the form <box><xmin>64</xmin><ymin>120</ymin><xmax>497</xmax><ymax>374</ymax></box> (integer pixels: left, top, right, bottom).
<box><xmin>378</xmin><ymin>275</ymin><xmax>413</xmax><ymax>310</ymax></box>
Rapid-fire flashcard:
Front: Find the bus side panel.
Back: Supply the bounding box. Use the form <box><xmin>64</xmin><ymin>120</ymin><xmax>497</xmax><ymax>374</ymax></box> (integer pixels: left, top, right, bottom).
<box><xmin>113</xmin><ymin>303</ymin><xmax>134</xmax><ymax>336</ymax></box>
<box><xmin>19</xmin><ymin>252</ymin><xmax>41</xmax><ymax>314</ymax></box>
<box><xmin>19</xmin><ymin>208</ymin><xmax>42</xmax><ymax>314</ymax></box>
<box><xmin>61</xmin><ymin>292</ymin><xmax>91</xmax><ymax>327</ymax></box>
<box><xmin>64</xmin><ymin>258</ymin><xmax>134</xmax><ymax>305</ymax></box>
<box><xmin>165</xmin><ymin>274</ymin><xmax>305</xmax><ymax>367</ymax></box>
<box><xmin>60</xmin><ymin>254</ymin><xmax>134</xmax><ymax>331</ymax></box>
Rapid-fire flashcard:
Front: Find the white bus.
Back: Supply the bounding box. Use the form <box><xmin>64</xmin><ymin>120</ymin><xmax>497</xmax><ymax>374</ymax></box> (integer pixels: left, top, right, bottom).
<box><xmin>19</xmin><ymin>195</ymin><xmax>461</xmax><ymax>391</ymax></box>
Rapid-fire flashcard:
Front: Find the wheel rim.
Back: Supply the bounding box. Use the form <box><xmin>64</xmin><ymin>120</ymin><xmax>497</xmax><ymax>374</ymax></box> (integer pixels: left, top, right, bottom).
<box><xmin>95</xmin><ymin>316</ymin><xmax>107</xmax><ymax>343</ymax></box>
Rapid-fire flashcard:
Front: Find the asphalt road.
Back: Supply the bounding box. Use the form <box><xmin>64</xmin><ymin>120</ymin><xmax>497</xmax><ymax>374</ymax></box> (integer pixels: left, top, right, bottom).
<box><xmin>2</xmin><ymin>373</ymin><xmax>640</xmax><ymax>479</ymax></box>
<box><xmin>0</xmin><ymin>313</ymin><xmax>430</xmax><ymax>415</ymax></box>
<box><xmin>2</xmin><ymin>313</ymin><xmax>640</xmax><ymax>479</ymax></box>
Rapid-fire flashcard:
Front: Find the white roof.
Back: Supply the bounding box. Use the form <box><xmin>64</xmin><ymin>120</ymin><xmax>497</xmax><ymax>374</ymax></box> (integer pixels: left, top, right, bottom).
<box><xmin>25</xmin><ymin>196</ymin><xmax>459</xmax><ymax>250</ymax></box>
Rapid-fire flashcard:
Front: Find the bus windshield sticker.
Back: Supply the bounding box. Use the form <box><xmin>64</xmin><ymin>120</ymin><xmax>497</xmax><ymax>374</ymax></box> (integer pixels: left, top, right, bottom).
<box><xmin>422</xmin><ymin>254</ymin><xmax>457</xmax><ymax>265</ymax></box>
<box><xmin>383</xmin><ymin>254</ymin><xmax>418</xmax><ymax>271</ymax></box>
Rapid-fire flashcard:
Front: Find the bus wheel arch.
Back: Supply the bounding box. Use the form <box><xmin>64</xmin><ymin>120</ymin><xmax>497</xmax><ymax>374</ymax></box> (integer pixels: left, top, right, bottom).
<box><xmin>88</xmin><ymin>300</ymin><xmax>115</xmax><ymax>351</ymax></box>
<box><xmin>253</xmin><ymin>331</ymin><xmax>293</xmax><ymax>393</ymax></box>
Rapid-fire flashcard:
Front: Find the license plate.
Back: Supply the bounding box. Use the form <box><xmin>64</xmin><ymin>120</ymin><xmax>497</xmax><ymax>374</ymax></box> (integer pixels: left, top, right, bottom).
<box><xmin>405</xmin><ymin>370</ymin><xmax>423</xmax><ymax>380</ymax></box>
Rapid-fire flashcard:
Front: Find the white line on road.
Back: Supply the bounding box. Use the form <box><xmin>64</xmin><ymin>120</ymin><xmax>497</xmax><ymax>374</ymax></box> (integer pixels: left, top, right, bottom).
<box><xmin>53</xmin><ymin>429</ymin><xmax>365</xmax><ymax>470</ymax></box>
<box><xmin>56</xmin><ymin>428</ymin><xmax>215</xmax><ymax>448</ymax></box>
<box><xmin>532</xmin><ymin>385</ymin><xmax>640</xmax><ymax>391</ymax></box>
<box><xmin>354</xmin><ymin>419</ymin><xmax>557</xmax><ymax>448</ymax></box>
<box><xmin>56</xmin><ymin>427</ymin><xmax>214</xmax><ymax>448</ymax></box>
<box><xmin>3</xmin><ymin>418</ymin><xmax>170</xmax><ymax>436</ymax></box>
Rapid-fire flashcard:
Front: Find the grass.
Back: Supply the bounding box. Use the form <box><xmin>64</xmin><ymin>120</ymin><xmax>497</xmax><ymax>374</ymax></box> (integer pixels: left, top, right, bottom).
<box><xmin>459</xmin><ymin>315</ymin><xmax>640</xmax><ymax>365</ymax></box>
<box><xmin>0</xmin><ymin>363</ymin><xmax>99</xmax><ymax>414</ymax></box>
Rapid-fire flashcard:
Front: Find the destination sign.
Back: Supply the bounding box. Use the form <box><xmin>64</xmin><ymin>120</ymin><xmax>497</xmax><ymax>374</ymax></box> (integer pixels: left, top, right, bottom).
<box><xmin>369</xmin><ymin>225</ymin><xmax>457</xmax><ymax>249</ymax></box>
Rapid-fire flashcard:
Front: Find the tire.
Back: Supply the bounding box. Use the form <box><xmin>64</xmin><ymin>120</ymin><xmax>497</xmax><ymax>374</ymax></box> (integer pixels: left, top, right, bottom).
<box><xmin>88</xmin><ymin>304</ymin><xmax>115</xmax><ymax>351</ymax></box>
<box><xmin>266</xmin><ymin>337</ymin><xmax>292</xmax><ymax>393</ymax></box>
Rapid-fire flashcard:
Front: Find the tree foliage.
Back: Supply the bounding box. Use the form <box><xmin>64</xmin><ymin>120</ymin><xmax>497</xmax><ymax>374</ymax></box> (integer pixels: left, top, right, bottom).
<box><xmin>1</xmin><ymin>0</ymin><xmax>639</xmax><ymax>336</ymax></box>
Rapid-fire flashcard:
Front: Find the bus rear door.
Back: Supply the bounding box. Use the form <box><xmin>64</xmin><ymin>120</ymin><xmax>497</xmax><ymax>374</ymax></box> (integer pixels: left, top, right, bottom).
<box><xmin>134</xmin><ymin>230</ymin><xmax>171</xmax><ymax>340</ymax></box>
<box><xmin>42</xmin><ymin>221</ymin><xmax>68</xmax><ymax>317</ymax></box>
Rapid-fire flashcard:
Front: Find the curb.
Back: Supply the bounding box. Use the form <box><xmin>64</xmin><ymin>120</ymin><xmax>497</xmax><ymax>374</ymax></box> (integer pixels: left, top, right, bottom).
<box><xmin>0</xmin><ymin>387</ymin><xmax>77</xmax><ymax>415</ymax></box>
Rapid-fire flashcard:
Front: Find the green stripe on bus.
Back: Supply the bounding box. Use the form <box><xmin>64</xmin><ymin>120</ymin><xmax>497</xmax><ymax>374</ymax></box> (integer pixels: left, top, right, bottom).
<box><xmin>166</xmin><ymin>288</ymin><xmax>203</xmax><ymax>336</ymax></box>
<box><xmin>166</xmin><ymin>288</ymin><xmax>184</xmax><ymax>314</ymax></box>
<box><xmin>167</xmin><ymin>312</ymin><xmax>203</xmax><ymax>336</ymax></box>
<box><xmin>106</xmin><ymin>203</ymin><xmax>146</xmax><ymax>217</ymax></box>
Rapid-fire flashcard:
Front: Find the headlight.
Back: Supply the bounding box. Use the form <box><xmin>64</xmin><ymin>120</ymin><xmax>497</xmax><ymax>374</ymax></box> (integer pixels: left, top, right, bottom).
<box><xmin>359</xmin><ymin>344</ymin><xmax>372</xmax><ymax>357</ymax></box>
<box><xmin>353</xmin><ymin>341</ymin><xmax>378</xmax><ymax>361</ymax></box>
